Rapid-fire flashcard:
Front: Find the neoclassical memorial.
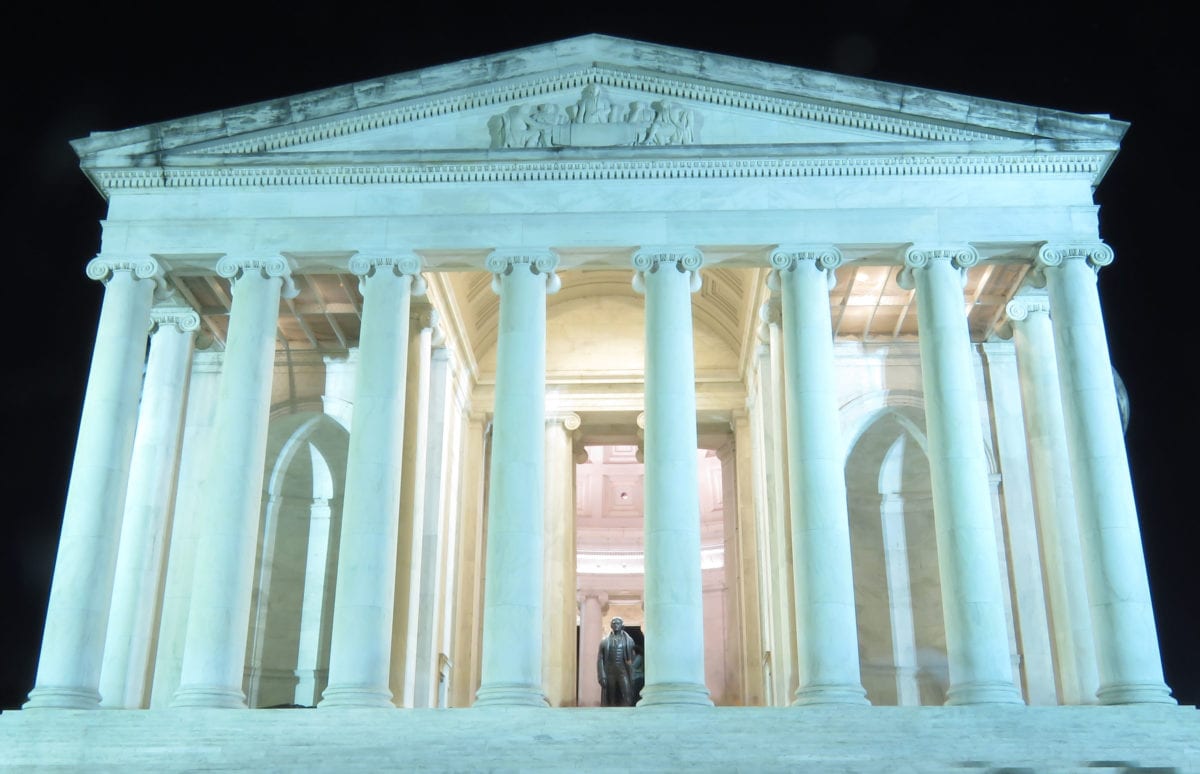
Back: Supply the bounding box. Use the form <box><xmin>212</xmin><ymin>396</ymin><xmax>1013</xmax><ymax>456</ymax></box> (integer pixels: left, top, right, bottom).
<box><xmin>6</xmin><ymin>34</ymin><xmax>1197</xmax><ymax>771</ymax></box>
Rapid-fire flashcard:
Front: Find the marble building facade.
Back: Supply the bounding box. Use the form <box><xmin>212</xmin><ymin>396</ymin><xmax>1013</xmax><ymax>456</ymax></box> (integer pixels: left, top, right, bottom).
<box><xmin>18</xmin><ymin>34</ymin><xmax>1184</xmax><ymax>731</ymax></box>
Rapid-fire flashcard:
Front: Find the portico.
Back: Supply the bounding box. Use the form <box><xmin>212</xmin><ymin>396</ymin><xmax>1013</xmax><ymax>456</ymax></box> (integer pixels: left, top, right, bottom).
<box><xmin>21</xmin><ymin>34</ymin><xmax>1180</xmax><ymax>728</ymax></box>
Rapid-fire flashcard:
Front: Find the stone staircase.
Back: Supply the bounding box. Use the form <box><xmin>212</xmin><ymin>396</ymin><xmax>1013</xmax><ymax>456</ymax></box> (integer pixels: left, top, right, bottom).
<box><xmin>1</xmin><ymin>705</ymin><xmax>1197</xmax><ymax>772</ymax></box>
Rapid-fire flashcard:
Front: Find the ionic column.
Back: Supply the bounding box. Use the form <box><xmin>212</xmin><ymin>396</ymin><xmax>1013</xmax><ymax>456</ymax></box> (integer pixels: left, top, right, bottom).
<box><xmin>898</xmin><ymin>246</ymin><xmax>1022</xmax><ymax>705</ymax></box>
<box><xmin>172</xmin><ymin>256</ymin><xmax>296</xmax><ymax>708</ymax></box>
<box><xmin>769</xmin><ymin>246</ymin><xmax>868</xmax><ymax>705</ymax></box>
<box><xmin>26</xmin><ymin>256</ymin><xmax>159</xmax><ymax>709</ymax></box>
<box><xmin>1036</xmin><ymin>244</ymin><xmax>1173</xmax><ymax>704</ymax></box>
<box><xmin>632</xmin><ymin>246</ymin><xmax>713</xmax><ymax>707</ymax></box>
<box><xmin>1006</xmin><ymin>293</ymin><xmax>1099</xmax><ymax>704</ymax></box>
<box><xmin>473</xmin><ymin>249</ymin><xmax>559</xmax><ymax>707</ymax></box>
<box><xmin>320</xmin><ymin>254</ymin><xmax>424</xmax><ymax>708</ymax></box>
<box><xmin>99</xmin><ymin>304</ymin><xmax>199</xmax><ymax>708</ymax></box>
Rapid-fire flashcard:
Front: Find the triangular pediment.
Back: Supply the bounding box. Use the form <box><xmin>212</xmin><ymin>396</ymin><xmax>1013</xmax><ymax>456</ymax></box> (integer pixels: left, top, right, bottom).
<box><xmin>72</xmin><ymin>34</ymin><xmax>1127</xmax><ymax>190</ymax></box>
<box><xmin>172</xmin><ymin>66</ymin><xmax>1014</xmax><ymax>157</ymax></box>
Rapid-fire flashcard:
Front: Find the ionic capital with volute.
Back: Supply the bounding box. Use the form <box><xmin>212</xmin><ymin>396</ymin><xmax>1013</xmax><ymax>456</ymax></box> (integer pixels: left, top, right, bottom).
<box><xmin>768</xmin><ymin>245</ymin><xmax>843</xmax><ymax>291</ymax></box>
<box><xmin>631</xmin><ymin>246</ymin><xmax>703</xmax><ymax>294</ymax></box>
<box><xmin>216</xmin><ymin>255</ymin><xmax>299</xmax><ymax>298</ymax></box>
<box><xmin>486</xmin><ymin>248</ymin><xmax>560</xmax><ymax>294</ymax></box>
<box><xmin>897</xmin><ymin>245</ymin><xmax>979</xmax><ymax>289</ymax></box>
<box><xmin>149</xmin><ymin>305</ymin><xmax>201</xmax><ymax>334</ymax></box>
<box><xmin>86</xmin><ymin>255</ymin><xmax>165</xmax><ymax>293</ymax></box>
<box><xmin>1005</xmin><ymin>295</ymin><xmax>1052</xmax><ymax>322</ymax></box>
<box><xmin>349</xmin><ymin>252</ymin><xmax>427</xmax><ymax>296</ymax></box>
<box><xmin>1031</xmin><ymin>242</ymin><xmax>1114</xmax><ymax>287</ymax></box>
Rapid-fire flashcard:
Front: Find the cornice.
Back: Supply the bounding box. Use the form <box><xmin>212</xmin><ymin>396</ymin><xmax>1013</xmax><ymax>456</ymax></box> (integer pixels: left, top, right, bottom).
<box><xmin>88</xmin><ymin>149</ymin><xmax>1108</xmax><ymax>193</ymax></box>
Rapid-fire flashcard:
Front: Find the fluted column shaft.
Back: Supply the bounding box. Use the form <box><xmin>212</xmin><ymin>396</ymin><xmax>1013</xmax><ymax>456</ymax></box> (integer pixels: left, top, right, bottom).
<box><xmin>320</xmin><ymin>255</ymin><xmax>423</xmax><ymax>707</ymax></box>
<box><xmin>1007</xmin><ymin>294</ymin><xmax>1098</xmax><ymax>704</ymax></box>
<box><xmin>173</xmin><ymin>257</ymin><xmax>294</xmax><ymax>708</ymax></box>
<box><xmin>771</xmin><ymin>247</ymin><xmax>868</xmax><ymax>705</ymax></box>
<box><xmin>99</xmin><ymin>305</ymin><xmax>198</xmax><ymax>708</ymax></box>
<box><xmin>900</xmin><ymin>247</ymin><xmax>1022</xmax><ymax>705</ymax></box>
<box><xmin>633</xmin><ymin>247</ymin><xmax>713</xmax><ymax>707</ymax></box>
<box><xmin>26</xmin><ymin>257</ymin><xmax>159</xmax><ymax>709</ymax></box>
<box><xmin>1038</xmin><ymin>244</ymin><xmax>1173</xmax><ymax>704</ymax></box>
<box><xmin>473</xmin><ymin>249</ymin><xmax>558</xmax><ymax>707</ymax></box>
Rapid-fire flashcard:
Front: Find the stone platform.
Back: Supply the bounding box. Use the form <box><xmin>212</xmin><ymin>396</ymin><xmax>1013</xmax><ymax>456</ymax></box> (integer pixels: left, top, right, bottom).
<box><xmin>1</xmin><ymin>705</ymin><xmax>1197</xmax><ymax>772</ymax></box>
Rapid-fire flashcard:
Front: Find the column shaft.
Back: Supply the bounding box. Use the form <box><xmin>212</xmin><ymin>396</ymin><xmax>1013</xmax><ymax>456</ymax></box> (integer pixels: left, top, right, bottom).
<box><xmin>772</xmin><ymin>248</ymin><xmax>868</xmax><ymax>705</ymax></box>
<box><xmin>173</xmin><ymin>257</ymin><xmax>291</xmax><ymax>708</ymax></box>
<box><xmin>577</xmin><ymin>593</ymin><xmax>605</xmax><ymax>707</ymax></box>
<box><xmin>902</xmin><ymin>247</ymin><xmax>1022</xmax><ymax>705</ymax></box>
<box><xmin>543</xmin><ymin>414</ymin><xmax>580</xmax><ymax>707</ymax></box>
<box><xmin>99</xmin><ymin>306</ymin><xmax>197</xmax><ymax>708</ymax></box>
<box><xmin>1039</xmin><ymin>245</ymin><xmax>1173</xmax><ymax>704</ymax></box>
<box><xmin>1008</xmin><ymin>297</ymin><xmax>1099</xmax><ymax>703</ymax></box>
<box><xmin>394</xmin><ymin>312</ymin><xmax>434</xmax><ymax>706</ymax></box>
<box><xmin>27</xmin><ymin>257</ymin><xmax>158</xmax><ymax>709</ymax></box>
<box><xmin>634</xmin><ymin>247</ymin><xmax>713</xmax><ymax>707</ymax></box>
<box><xmin>321</xmin><ymin>255</ymin><xmax>420</xmax><ymax>707</ymax></box>
<box><xmin>473</xmin><ymin>250</ymin><xmax>556</xmax><ymax>707</ymax></box>
<box><xmin>414</xmin><ymin>345</ymin><xmax>452</xmax><ymax>708</ymax></box>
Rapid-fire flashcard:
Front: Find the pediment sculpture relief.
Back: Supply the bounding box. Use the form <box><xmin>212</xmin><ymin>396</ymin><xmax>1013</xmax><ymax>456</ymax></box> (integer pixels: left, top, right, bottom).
<box><xmin>488</xmin><ymin>84</ymin><xmax>700</xmax><ymax>148</ymax></box>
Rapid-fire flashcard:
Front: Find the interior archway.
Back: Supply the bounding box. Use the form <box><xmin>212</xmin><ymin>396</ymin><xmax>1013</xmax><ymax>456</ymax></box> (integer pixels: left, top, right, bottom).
<box><xmin>244</xmin><ymin>412</ymin><xmax>349</xmax><ymax>708</ymax></box>
<box><xmin>846</xmin><ymin>408</ymin><xmax>948</xmax><ymax>706</ymax></box>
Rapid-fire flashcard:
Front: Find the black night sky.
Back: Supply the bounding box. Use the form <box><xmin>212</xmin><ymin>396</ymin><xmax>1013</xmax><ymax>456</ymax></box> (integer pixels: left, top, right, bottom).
<box><xmin>1</xmin><ymin>2</ymin><xmax>1195</xmax><ymax>709</ymax></box>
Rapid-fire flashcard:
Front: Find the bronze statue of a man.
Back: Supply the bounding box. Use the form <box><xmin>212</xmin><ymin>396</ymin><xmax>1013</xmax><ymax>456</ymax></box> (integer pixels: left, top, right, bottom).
<box><xmin>597</xmin><ymin>616</ymin><xmax>637</xmax><ymax>706</ymax></box>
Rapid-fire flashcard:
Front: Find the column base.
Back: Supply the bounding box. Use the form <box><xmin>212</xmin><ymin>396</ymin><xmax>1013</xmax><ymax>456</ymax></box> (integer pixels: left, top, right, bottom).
<box><xmin>1096</xmin><ymin>682</ymin><xmax>1176</xmax><ymax>705</ymax></box>
<box><xmin>792</xmin><ymin>683</ymin><xmax>870</xmax><ymax>706</ymax></box>
<box><xmin>945</xmin><ymin>680</ymin><xmax>1025</xmax><ymax>706</ymax></box>
<box><xmin>24</xmin><ymin>686</ymin><xmax>102</xmax><ymax>709</ymax></box>
<box><xmin>637</xmin><ymin>682</ymin><xmax>713</xmax><ymax>707</ymax></box>
<box><xmin>473</xmin><ymin>683</ymin><xmax>549</xmax><ymax>708</ymax></box>
<box><xmin>171</xmin><ymin>684</ymin><xmax>247</xmax><ymax>708</ymax></box>
<box><xmin>318</xmin><ymin>685</ymin><xmax>396</xmax><ymax>708</ymax></box>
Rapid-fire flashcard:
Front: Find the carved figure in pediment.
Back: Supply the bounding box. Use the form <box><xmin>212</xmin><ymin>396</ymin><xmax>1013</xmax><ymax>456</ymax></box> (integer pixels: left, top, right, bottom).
<box><xmin>644</xmin><ymin>100</ymin><xmax>695</xmax><ymax>146</ymax></box>
<box><xmin>489</xmin><ymin>88</ymin><xmax>699</xmax><ymax>148</ymax></box>
<box><xmin>571</xmin><ymin>84</ymin><xmax>614</xmax><ymax>124</ymax></box>
<box><xmin>488</xmin><ymin>104</ymin><xmax>542</xmax><ymax>148</ymax></box>
<box><xmin>625</xmin><ymin>101</ymin><xmax>655</xmax><ymax>123</ymax></box>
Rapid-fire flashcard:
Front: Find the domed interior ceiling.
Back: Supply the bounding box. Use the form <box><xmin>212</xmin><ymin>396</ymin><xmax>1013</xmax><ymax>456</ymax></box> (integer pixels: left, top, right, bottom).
<box><xmin>575</xmin><ymin>445</ymin><xmax>727</xmax><ymax>567</ymax></box>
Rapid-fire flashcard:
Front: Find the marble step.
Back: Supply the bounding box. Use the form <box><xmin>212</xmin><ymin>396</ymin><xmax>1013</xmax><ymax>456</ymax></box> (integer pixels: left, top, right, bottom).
<box><xmin>1</xmin><ymin>705</ymin><xmax>1197</xmax><ymax>773</ymax></box>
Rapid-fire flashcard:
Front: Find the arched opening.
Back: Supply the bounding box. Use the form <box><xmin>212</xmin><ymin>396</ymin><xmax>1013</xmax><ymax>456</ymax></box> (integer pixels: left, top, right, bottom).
<box><xmin>244</xmin><ymin>412</ymin><xmax>349</xmax><ymax>708</ymax></box>
<box><xmin>573</xmin><ymin>443</ymin><xmax>732</xmax><ymax>704</ymax></box>
<box><xmin>846</xmin><ymin>408</ymin><xmax>948</xmax><ymax>705</ymax></box>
